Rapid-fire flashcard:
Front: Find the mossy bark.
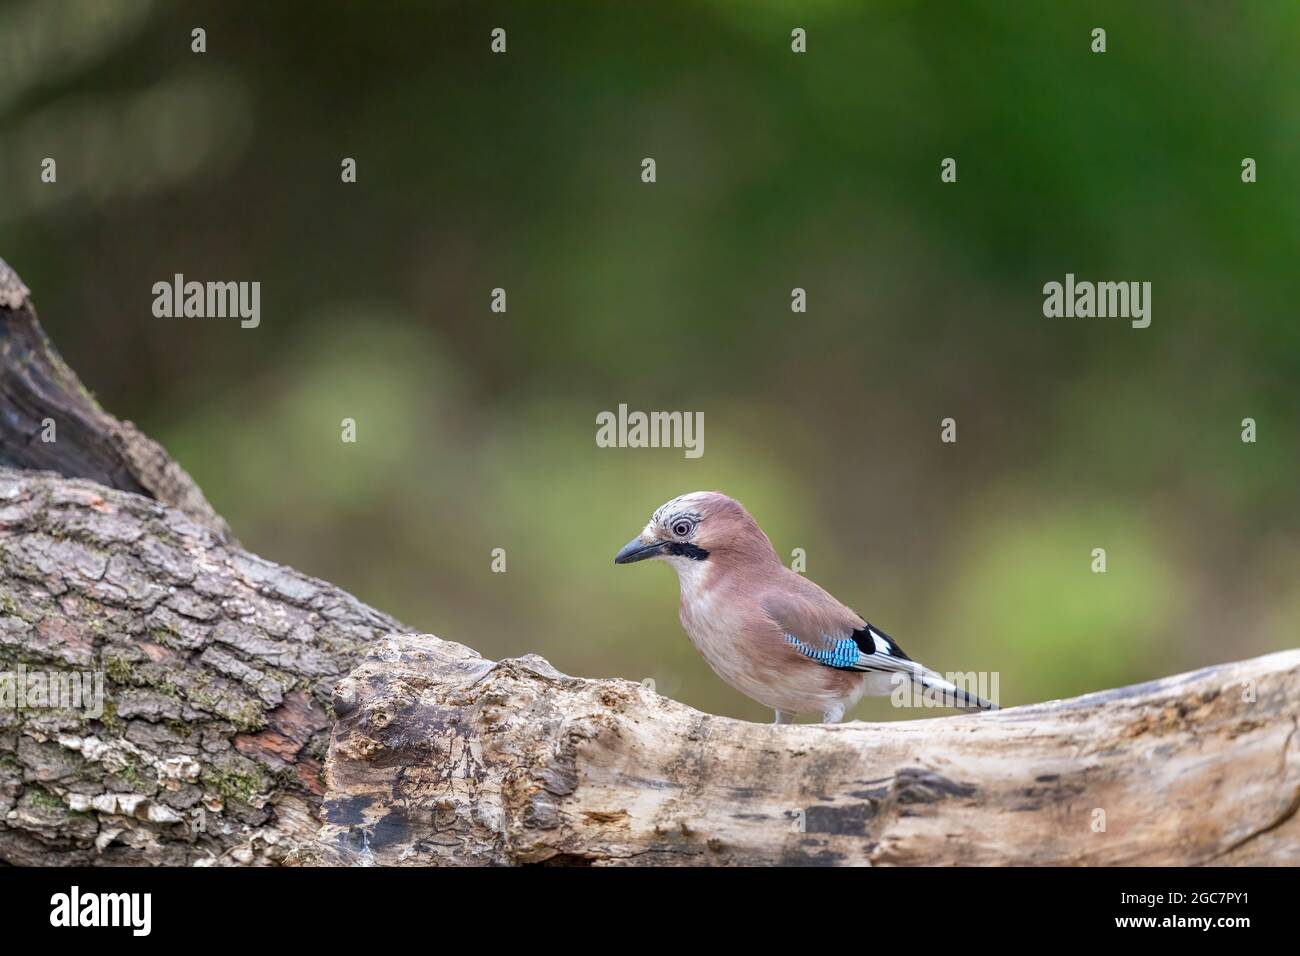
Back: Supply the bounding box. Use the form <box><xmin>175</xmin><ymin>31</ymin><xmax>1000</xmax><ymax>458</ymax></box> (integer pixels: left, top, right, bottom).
<box><xmin>0</xmin><ymin>468</ymin><xmax>409</xmax><ymax>864</ymax></box>
<box><xmin>0</xmin><ymin>258</ymin><xmax>409</xmax><ymax>864</ymax></box>
<box><xmin>3</xmin><ymin>255</ymin><xmax>1297</xmax><ymax>867</ymax></box>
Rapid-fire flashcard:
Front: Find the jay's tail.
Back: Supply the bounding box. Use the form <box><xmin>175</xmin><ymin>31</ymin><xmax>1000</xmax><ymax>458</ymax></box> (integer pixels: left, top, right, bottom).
<box><xmin>918</xmin><ymin>672</ymin><xmax>999</xmax><ymax>711</ymax></box>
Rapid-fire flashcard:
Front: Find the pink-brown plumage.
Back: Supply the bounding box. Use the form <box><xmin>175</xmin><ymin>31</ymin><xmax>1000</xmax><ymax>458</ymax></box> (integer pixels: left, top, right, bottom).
<box><xmin>615</xmin><ymin>491</ymin><xmax>995</xmax><ymax>722</ymax></box>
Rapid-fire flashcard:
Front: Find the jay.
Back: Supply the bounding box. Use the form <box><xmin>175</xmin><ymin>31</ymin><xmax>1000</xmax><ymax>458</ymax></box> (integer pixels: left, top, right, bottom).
<box><xmin>615</xmin><ymin>491</ymin><xmax>997</xmax><ymax>723</ymax></box>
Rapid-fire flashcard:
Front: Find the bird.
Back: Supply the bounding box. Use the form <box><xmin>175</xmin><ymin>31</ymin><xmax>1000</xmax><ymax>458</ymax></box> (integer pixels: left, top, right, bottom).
<box><xmin>614</xmin><ymin>491</ymin><xmax>997</xmax><ymax>723</ymax></box>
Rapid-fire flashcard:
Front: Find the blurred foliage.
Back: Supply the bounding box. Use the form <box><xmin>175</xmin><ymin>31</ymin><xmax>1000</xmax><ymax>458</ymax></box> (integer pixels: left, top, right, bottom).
<box><xmin>3</xmin><ymin>0</ymin><xmax>1296</xmax><ymax>722</ymax></box>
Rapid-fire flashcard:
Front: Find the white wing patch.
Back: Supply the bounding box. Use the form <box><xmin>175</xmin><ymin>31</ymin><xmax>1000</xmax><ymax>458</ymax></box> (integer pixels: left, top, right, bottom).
<box><xmin>852</xmin><ymin>625</ymin><xmax>922</xmax><ymax>675</ymax></box>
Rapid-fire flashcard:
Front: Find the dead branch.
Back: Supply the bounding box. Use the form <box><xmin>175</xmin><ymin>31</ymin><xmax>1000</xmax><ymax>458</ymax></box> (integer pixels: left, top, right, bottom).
<box><xmin>1</xmin><ymin>256</ymin><xmax>1295</xmax><ymax>867</ymax></box>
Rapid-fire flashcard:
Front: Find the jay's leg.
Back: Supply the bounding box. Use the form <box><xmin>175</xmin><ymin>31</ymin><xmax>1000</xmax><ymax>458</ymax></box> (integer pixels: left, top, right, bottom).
<box><xmin>821</xmin><ymin>703</ymin><xmax>845</xmax><ymax>724</ymax></box>
<box><xmin>773</xmin><ymin>709</ymin><xmax>796</xmax><ymax>725</ymax></box>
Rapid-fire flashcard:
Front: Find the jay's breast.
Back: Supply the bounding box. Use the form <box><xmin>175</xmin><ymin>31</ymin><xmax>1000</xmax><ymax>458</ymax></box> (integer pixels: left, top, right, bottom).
<box><xmin>679</xmin><ymin>600</ymin><xmax>854</xmax><ymax>714</ymax></box>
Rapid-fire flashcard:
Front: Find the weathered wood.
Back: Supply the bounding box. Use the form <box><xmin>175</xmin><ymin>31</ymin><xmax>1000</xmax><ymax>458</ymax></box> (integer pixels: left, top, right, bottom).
<box><xmin>0</xmin><ymin>258</ymin><xmax>418</xmax><ymax>864</ymax></box>
<box><xmin>1</xmin><ymin>256</ymin><xmax>1296</xmax><ymax>867</ymax></box>
<box><xmin>290</xmin><ymin>634</ymin><xmax>1300</xmax><ymax>866</ymax></box>
<box><xmin>0</xmin><ymin>468</ymin><xmax>411</xmax><ymax>864</ymax></box>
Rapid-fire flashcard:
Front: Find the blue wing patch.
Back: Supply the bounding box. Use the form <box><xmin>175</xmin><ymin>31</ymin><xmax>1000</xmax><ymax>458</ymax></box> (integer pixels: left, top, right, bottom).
<box><xmin>785</xmin><ymin>623</ymin><xmax>916</xmax><ymax>673</ymax></box>
<box><xmin>784</xmin><ymin>634</ymin><xmax>861</xmax><ymax>669</ymax></box>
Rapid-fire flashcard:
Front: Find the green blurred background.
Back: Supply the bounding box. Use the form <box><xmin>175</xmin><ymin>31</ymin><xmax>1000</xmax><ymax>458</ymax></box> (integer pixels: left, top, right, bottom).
<box><xmin>3</xmin><ymin>0</ymin><xmax>1297</xmax><ymax>721</ymax></box>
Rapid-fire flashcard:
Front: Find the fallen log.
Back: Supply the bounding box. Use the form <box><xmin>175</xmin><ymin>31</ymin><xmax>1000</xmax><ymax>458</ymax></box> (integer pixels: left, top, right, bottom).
<box><xmin>0</xmin><ymin>466</ymin><xmax>410</xmax><ymax>865</ymax></box>
<box><xmin>1</xmin><ymin>256</ymin><xmax>1295</xmax><ymax>866</ymax></box>
<box><xmin>0</xmin><ymin>258</ymin><xmax>410</xmax><ymax>864</ymax></box>
<box><xmin>288</xmin><ymin>634</ymin><xmax>1300</xmax><ymax>866</ymax></box>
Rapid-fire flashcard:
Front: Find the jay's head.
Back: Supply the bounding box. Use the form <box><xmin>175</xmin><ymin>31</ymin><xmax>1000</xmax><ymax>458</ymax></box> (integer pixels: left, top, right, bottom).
<box><xmin>614</xmin><ymin>491</ymin><xmax>778</xmax><ymax>569</ymax></box>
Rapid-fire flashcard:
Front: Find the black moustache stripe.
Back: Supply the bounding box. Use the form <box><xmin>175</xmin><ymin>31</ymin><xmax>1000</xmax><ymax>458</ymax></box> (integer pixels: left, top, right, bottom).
<box><xmin>664</xmin><ymin>542</ymin><xmax>709</xmax><ymax>561</ymax></box>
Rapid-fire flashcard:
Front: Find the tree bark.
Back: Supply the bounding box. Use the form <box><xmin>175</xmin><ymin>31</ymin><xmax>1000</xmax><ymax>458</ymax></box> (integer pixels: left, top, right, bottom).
<box><xmin>0</xmin><ymin>258</ymin><xmax>411</xmax><ymax>864</ymax></box>
<box><xmin>1</xmin><ymin>256</ymin><xmax>1296</xmax><ymax>866</ymax></box>
<box><xmin>287</xmin><ymin>634</ymin><xmax>1299</xmax><ymax>866</ymax></box>
<box><xmin>0</xmin><ymin>466</ymin><xmax>410</xmax><ymax>864</ymax></box>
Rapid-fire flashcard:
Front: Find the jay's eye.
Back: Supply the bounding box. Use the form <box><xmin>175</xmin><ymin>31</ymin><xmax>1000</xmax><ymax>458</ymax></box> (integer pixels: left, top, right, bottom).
<box><xmin>672</xmin><ymin>520</ymin><xmax>693</xmax><ymax>538</ymax></box>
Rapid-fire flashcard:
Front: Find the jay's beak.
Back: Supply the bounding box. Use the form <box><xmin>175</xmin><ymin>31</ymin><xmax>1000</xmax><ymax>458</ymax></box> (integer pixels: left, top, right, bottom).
<box><xmin>614</xmin><ymin>535</ymin><xmax>666</xmax><ymax>565</ymax></box>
